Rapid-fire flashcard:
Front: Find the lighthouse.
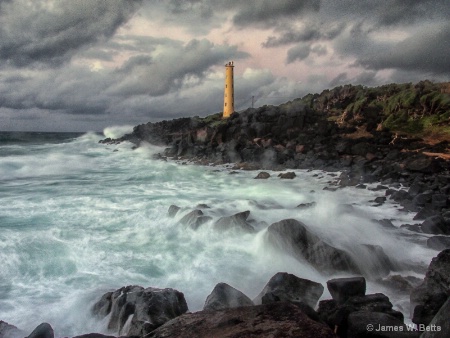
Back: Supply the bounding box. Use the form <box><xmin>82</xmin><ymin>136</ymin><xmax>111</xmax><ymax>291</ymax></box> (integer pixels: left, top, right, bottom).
<box><xmin>223</xmin><ymin>61</ymin><xmax>234</xmax><ymax>118</ymax></box>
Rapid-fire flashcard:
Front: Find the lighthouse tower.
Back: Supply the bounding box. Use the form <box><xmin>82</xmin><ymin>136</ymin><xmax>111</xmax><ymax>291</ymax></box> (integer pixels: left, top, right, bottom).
<box><xmin>223</xmin><ymin>61</ymin><xmax>234</xmax><ymax>118</ymax></box>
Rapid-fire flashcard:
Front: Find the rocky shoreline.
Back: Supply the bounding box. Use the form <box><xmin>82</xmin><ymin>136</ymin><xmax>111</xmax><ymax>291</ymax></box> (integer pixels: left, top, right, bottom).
<box><xmin>1</xmin><ymin>248</ymin><xmax>449</xmax><ymax>337</ymax></box>
<box><xmin>3</xmin><ymin>91</ymin><xmax>449</xmax><ymax>337</ymax></box>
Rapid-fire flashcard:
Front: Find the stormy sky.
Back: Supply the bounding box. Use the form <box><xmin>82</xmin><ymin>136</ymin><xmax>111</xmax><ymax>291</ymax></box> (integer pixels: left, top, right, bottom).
<box><xmin>1</xmin><ymin>0</ymin><xmax>449</xmax><ymax>132</ymax></box>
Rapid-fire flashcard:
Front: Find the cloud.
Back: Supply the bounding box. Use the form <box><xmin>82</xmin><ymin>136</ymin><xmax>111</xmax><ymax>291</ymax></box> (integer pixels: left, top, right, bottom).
<box><xmin>231</xmin><ymin>0</ymin><xmax>320</xmax><ymax>28</ymax></box>
<box><xmin>355</xmin><ymin>24</ymin><xmax>450</xmax><ymax>75</ymax></box>
<box><xmin>0</xmin><ymin>0</ymin><xmax>142</xmax><ymax>67</ymax></box>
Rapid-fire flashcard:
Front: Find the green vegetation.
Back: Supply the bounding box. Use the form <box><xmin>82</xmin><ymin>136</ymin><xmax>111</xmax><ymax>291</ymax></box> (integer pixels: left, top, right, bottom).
<box><xmin>299</xmin><ymin>80</ymin><xmax>450</xmax><ymax>139</ymax></box>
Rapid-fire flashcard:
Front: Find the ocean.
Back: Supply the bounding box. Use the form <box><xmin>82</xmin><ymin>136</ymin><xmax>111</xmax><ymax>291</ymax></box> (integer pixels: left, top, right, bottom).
<box><xmin>0</xmin><ymin>130</ymin><xmax>437</xmax><ymax>336</ymax></box>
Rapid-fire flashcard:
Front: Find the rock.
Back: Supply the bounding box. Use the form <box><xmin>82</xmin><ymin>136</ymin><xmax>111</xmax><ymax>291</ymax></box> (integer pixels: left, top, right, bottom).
<box><xmin>278</xmin><ymin>172</ymin><xmax>296</xmax><ymax>179</ymax></box>
<box><xmin>405</xmin><ymin>157</ymin><xmax>441</xmax><ymax>174</ymax></box>
<box><xmin>326</xmin><ymin>277</ymin><xmax>366</xmax><ymax>304</ymax></box>
<box><xmin>413</xmin><ymin>193</ymin><xmax>432</xmax><ymax>206</ymax></box>
<box><xmin>266</xmin><ymin>219</ymin><xmax>359</xmax><ymax>274</ymax></box>
<box><xmin>318</xmin><ymin>293</ymin><xmax>404</xmax><ymax>337</ymax></box>
<box><xmin>421</xmin><ymin>296</ymin><xmax>450</xmax><ymax>338</ymax></box>
<box><xmin>213</xmin><ymin>211</ymin><xmax>255</xmax><ymax>233</ymax></box>
<box><xmin>411</xmin><ymin>249</ymin><xmax>450</xmax><ymax>326</ymax></box>
<box><xmin>296</xmin><ymin>202</ymin><xmax>316</xmax><ymax>209</ymax></box>
<box><xmin>254</xmin><ymin>171</ymin><xmax>270</xmax><ymax>179</ymax></box>
<box><xmin>203</xmin><ymin>283</ymin><xmax>254</xmax><ymax>311</ymax></box>
<box><xmin>0</xmin><ymin>321</ymin><xmax>25</xmax><ymax>338</ymax></box>
<box><xmin>347</xmin><ymin>311</ymin><xmax>419</xmax><ymax>338</ymax></box>
<box><xmin>27</xmin><ymin>323</ymin><xmax>54</xmax><ymax>338</ymax></box>
<box><xmin>390</xmin><ymin>190</ymin><xmax>412</xmax><ymax>203</ymax></box>
<box><xmin>179</xmin><ymin>210</ymin><xmax>211</xmax><ymax>230</ymax></box>
<box><xmin>147</xmin><ymin>301</ymin><xmax>336</xmax><ymax>338</ymax></box>
<box><xmin>421</xmin><ymin>216</ymin><xmax>450</xmax><ymax>235</ymax></box>
<box><xmin>373</xmin><ymin>196</ymin><xmax>387</xmax><ymax>205</ymax></box>
<box><xmin>168</xmin><ymin>205</ymin><xmax>181</xmax><ymax>218</ymax></box>
<box><xmin>427</xmin><ymin>236</ymin><xmax>450</xmax><ymax>250</ymax></box>
<box><xmin>358</xmin><ymin>244</ymin><xmax>396</xmax><ymax>278</ymax></box>
<box><xmin>379</xmin><ymin>275</ymin><xmax>422</xmax><ymax>293</ymax></box>
<box><xmin>375</xmin><ymin>219</ymin><xmax>395</xmax><ymax>228</ymax></box>
<box><xmin>91</xmin><ymin>285</ymin><xmax>188</xmax><ymax>336</ymax></box>
<box><xmin>253</xmin><ymin>272</ymin><xmax>324</xmax><ymax>308</ymax></box>
<box><xmin>432</xmin><ymin>194</ymin><xmax>448</xmax><ymax>209</ymax></box>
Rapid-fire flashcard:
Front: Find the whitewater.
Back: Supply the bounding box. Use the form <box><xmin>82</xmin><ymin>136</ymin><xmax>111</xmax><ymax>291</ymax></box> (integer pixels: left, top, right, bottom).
<box><xmin>0</xmin><ymin>130</ymin><xmax>438</xmax><ymax>336</ymax></box>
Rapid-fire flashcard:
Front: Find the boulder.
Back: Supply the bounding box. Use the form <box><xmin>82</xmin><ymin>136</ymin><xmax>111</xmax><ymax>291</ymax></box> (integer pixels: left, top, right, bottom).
<box><xmin>410</xmin><ymin>249</ymin><xmax>450</xmax><ymax>326</ymax></box>
<box><xmin>427</xmin><ymin>236</ymin><xmax>450</xmax><ymax>250</ymax></box>
<box><xmin>147</xmin><ymin>302</ymin><xmax>336</xmax><ymax>338</ymax></box>
<box><xmin>91</xmin><ymin>285</ymin><xmax>188</xmax><ymax>337</ymax></box>
<box><xmin>254</xmin><ymin>171</ymin><xmax>270</xmax><ymax>179</ymax></box>
<box><xmin>318</xmin><ymin>293</ymin><xmax>404</xmax><ymax>337</ymax></box>
<box><xmin>27</xmin><ymin>323</ymin><xmax>54</xmax><ymax>338</ymax></box>
<box><xmin>203</xmin><ymin>283</ymin><xmax>253</xmax><ymax>311</ymax></box>
<box><xmin>167</xmin><ymin>205</ymin><xmax>181</xmax><ymax>218</ymax></box>
<box><xmin>0</xmin><ymin>321</ymin><xmax>25</xmax><ymax>338</ymax></box>
<box><xmin>266</xmin><ymin>219</ymin><xmax>359</xmax><ymax>274</ymax></box>
<box><xmin>213</xmin><ymin>211</ymin><xmax>255</xmax><ymax>233</ymax></box>
<box><xmin>326</xmin><ymin>277</ymin><xmax>366</xmax><ymax>304</ymax></box>
<box><xmin>253</xmin><ymin>272</ymin><xmax>324</xmax><ymax>308</ymax></box>
<box><xmin>421</xmin><ymin>296</ymin><xmax>450</xmax><ymax>338</ymax></box>
<box><xmin>421</xmin><ymin>216</ymin><xmax>450</xmax><ymax>235</ymax></box>
<box><xmin>278</xmin><ymin>172</ymin><xmax>296</xmax><ymax>179</ymax></box>
<box><xmin>179</xmin><ymin>210</ymin><xmax>212</xmax><ymax>230</ymax></box>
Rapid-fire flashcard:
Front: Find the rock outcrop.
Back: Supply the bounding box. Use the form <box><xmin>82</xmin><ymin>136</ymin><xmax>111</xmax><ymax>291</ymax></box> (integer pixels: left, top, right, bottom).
<box><xmin>147</xmin><ymin>302</ymin><xmax>337</xmax><ymax>338</ymax></box>
<box><xmin>203</xmin><ymin>283</ymin><xmax>253</xmax><ymax>311</ymax></box>
<box><xmin>91</xmin><ymin>285</ymin><xmax>188</xmax><ymax>337</ymax></box>
<box><xmin>410</xmin><ymin>249</ymin><xmax>450</xmax><ymax>326</ymax></box>
<box><xmin>266</xmin><ymin>219</ymin><xmax>359</xmax><ymax>274</ymax></box>
<box><xmin>253</xmin><ymin>272</ymin><xmax>324</xmax><ymax>308</ymax></box>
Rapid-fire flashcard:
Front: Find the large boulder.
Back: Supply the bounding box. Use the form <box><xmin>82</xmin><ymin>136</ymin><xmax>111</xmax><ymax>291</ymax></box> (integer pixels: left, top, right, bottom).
<box><xmin>266</xmin><ymin>219</ymin><xmax>359</xmax><ymax>274</ymax></box>
<box><xmin>91</xmin><ymin>285</ymin><xmax>188</xmax><ymax>337</ymax></box>
<box><xmin>421</xmin><ymin>296</ymin><xmax>450</xmax><ymax>338</ymax></box>
<box><xmin>318</xmin><ymin>293</ymin><xmax>404</xmax><ymax>338</ymax></box>
<box><xmin>0</xmin><ymin>321</ymin><xmax>25</xmax><ymax>338</ymax></box>
<box><xmin>427</xmin><ymin>236</ymin><xmax>450</xmax><ymax>250</ymax></box>
<box><xmin>213</xmin><ymin>211</ymin><xmax>255</xmax><ymax>233</ymax></box>
<box><xmin>203</xmin><ymin>283</ymin><xmax>254</xmax><ymax>311</ymax></box>
<box><xmin>421</xmin><ymin>216</ymin><xmax>450</xmax><ymax>235</ymax></box>
<box><xmin>253</xmin><ymin>272</ymin><xmax>324</xmax><ymax>308</ymax></box>
<box><xmin>147</xmin><ymin>302</ymin><xmax>336</xmax><ymax>338</ymax></box>
<box><xmin>327</xmin><ymin>277</ymin><xmax>366</xmax><ymax>304</ymax></box>
<box><xmin>410</xmin><ymin>249</ymin><xmax>450</xmax><ymax>326</ymax></box>
<box><xmin>26</xmin><ymin>323</ymin><xmax>54</xmax><ymax>338</ymax></box>
<box><xmin>178</xmin><ymin>210</ymin><xmax>212</xmax><ymax>230</ymax></box>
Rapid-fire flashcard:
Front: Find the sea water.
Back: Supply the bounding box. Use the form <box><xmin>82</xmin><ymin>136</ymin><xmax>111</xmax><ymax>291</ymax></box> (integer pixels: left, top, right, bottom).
<box><xmin>0</xmin><ymin>130</ymin><xmax>438</xmax><ymax>336</ymax></box>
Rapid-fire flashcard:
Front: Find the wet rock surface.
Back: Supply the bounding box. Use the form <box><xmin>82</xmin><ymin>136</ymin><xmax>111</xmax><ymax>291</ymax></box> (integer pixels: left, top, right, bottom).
<box><xmin>203</xmin><ymin>283</ymin><xmax>254</xmax><ymax>311</ymax></box>
<box><xmin>91</xmin><ymin>285</ymin><xmax>188</xmax><ymax>337</ymax></box>
<box><xmin>410</xmin><ymin>249</ymin><xmax>450</xmax><ymax>326</ymax></box>
<box><xmin>147</xmin><ymin>302</ymin><xmax>337</xmax><ymax>338</ymax></box>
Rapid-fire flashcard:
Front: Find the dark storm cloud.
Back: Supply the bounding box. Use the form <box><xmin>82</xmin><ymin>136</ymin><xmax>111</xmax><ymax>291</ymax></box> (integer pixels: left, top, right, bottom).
<box><xmin>231</xmin><ymin>0</ymin><xmax>320</xmax><ymax>28</ymax></box>
<box><xmin>262</xmin><ymin>23</ymin><xmax>346</xmax><ymax>48</ymax></box>
<box><xmin>355</xmin><ymin>24</ymin><xmax>450</xmax><ymax>75</ymax></box>
<box><xmin>0</xmin><ymin>0</ymin><xmax>142</xmax><ymax>68</ymax></box>
<box><xmin>0</xmin><ymin>37</ymin><xmax>249</xmax><ymax>117</ymax></box>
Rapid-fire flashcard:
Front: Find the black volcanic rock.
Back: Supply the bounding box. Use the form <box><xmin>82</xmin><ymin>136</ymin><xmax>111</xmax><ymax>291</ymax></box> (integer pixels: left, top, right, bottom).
<box><xmin>203</xmin><ymin>283</ymin><xmax>253</xmax><ymax>311</ymax></box>
<box><xmin>327</xmin><ymin>277</ymin><xmax>366</xmax><ymax>304</ymax></box>
<box><xmin>91</xmin><ymin>285</ymin><xmax>188</xmax><ymax>337</ymax></box>
<box><xmin>410</xmin><ymin>249</ymin><xmax>450</xmax><ymax>326</ymax></box>
<box><xmin>253</xmin><ymin>272</ymin><xmax>324</xmax><ymax>308</ymax></box>
<box><xmin>213</xmin><ymin>211</ymin><xmax>255</xmax><ymax>233</ymax></box>
<box><xmin>147</xmin><ymin>302</ymin><xmax>336</xmax><ymax>338</ymax></box>
<box><xmin>266</xmin><ymin>219</ymin><xmax>359</xmax><ymax>274</ymax></box>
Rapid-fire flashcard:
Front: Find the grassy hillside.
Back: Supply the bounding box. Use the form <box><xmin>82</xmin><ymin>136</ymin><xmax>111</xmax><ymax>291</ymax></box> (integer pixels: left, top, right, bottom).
<box><xmin>299</xmin><ymin>80</ymin><xmax>450</xmax><ymax>141</ymax></box>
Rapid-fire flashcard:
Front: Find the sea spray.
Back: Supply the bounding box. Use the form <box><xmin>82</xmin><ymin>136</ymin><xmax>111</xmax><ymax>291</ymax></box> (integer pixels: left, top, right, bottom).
<box><xmin>0</xmin><ymin>131</ymin><xmax>437</xmax><ymax>336</ymax></box>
